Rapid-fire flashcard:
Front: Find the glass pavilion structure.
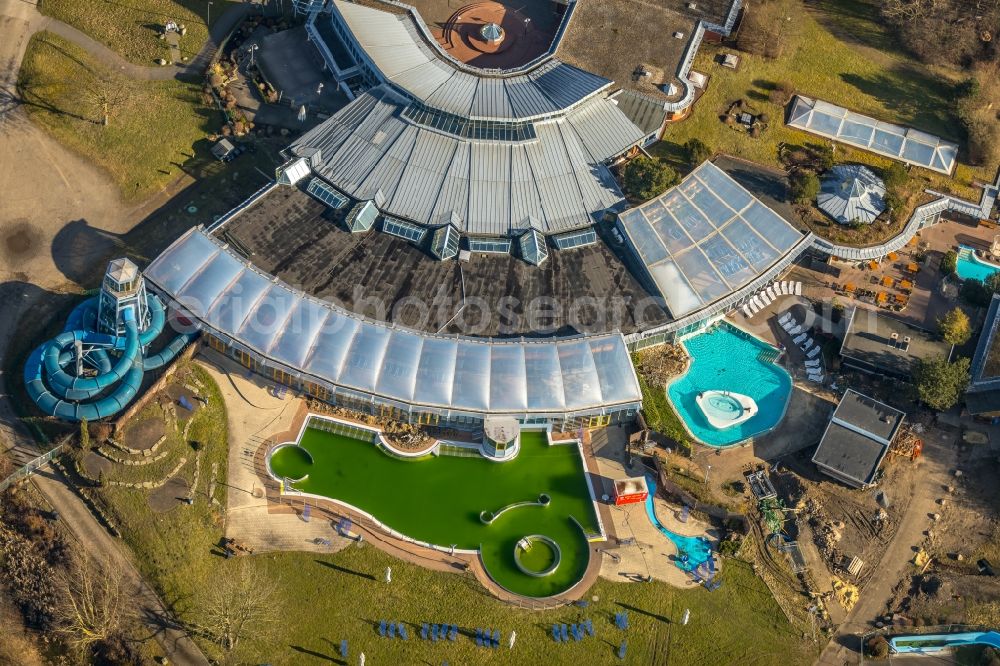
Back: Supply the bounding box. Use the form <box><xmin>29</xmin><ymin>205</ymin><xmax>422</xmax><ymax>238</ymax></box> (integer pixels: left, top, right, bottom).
<box><xmin>787</xmin><ymin>96</ymin><xmax>958</xmax><ymax>175</ymax></box>
<box><xmin>617</xmin><ymin>162</ymin><xmax>811</xmax><ymax>322</ymax></box>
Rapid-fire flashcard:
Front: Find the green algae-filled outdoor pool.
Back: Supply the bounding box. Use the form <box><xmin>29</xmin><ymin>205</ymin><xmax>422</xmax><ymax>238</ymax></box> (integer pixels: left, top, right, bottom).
<box><xmin>268</xmin><ymin>428</ymin><xmax>599</xmax><ymax>598</ymax></box>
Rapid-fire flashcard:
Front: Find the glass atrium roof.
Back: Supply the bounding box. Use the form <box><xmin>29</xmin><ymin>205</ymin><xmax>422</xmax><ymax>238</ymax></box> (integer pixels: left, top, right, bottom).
<box><xmin>788</xmin><ymin>96</ymin><xmax>958</xmax><ymax>175</ymax></box>
<box><xmin>618</xmin><ymin>162</ymin><xmax>806</xmax><ymax>318</ymax></box>
<box><xmin>145</xmin><ymin>229</ymin><xmax>642</xmax><ymax>415</ymax></box>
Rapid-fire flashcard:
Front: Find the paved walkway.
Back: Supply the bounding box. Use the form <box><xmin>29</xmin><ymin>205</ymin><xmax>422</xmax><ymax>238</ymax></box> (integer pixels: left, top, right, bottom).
<box><xmin>0</xmin><ymin>1</ymin><xmax>258</xmax><ymax>663</ymax></box>
<box><xmin>589</xmin><ymin>428</ymin><xmax>721</xmax><ymax>588</ymax></box>
<box><xmin>22</xmin><ymin>2</ymin><xmax>254</xmax><ymax>81</ymax></box>
<box><xmin>201</xmin><ymin>348</ymin><xmax>611</xmax><ymax>606</ymax></box>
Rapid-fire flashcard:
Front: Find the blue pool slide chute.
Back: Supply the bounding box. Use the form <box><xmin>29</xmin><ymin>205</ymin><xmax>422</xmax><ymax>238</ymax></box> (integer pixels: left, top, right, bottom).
<box><xmin>24</xmin><ymin>258</ymin><xmax>197</xmax><ymax>421</ymax></box>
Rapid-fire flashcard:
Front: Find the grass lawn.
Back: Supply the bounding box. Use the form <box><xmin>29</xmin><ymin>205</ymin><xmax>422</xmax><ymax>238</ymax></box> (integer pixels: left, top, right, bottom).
<box><xmin>17</xmin><ymin>32</ymin><xmax>220</xmax><ymax>203</ymax></box>
<box><xmin>658</xmin><ymin>0</ymin><xmax>992</xmax><ymax>202</ymax></box>
<box><xmin>90</xmin><ymin>363</ymin><xmax>815</xmax><ymax>664</ymax></box>
<box><xmin>271</xmin><ymin>429</ymin><xmax>598</xmax><ymax>598</ymax></box>
<box><xmin>39</xmin><ymin>0</ymin><xmax>235</xmax><ymax>65</ymax></box>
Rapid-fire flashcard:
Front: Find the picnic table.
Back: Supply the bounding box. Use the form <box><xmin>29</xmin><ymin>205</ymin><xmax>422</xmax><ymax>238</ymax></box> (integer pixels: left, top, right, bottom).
<box><xmin>906</xmin><ymin>262</ymin><xmax>919</xmax><ymax>273</ymax></box>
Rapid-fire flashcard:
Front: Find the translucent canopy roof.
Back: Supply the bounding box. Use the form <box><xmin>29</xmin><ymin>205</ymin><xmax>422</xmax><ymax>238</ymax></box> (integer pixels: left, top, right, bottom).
<box><xmin>788</xmin><ymin>96</ymin><xmax>958</xmax><ymax>175</ymax></box>
<box><xmin>818</xmin><ymin>165</ymin><xmax>886</xmax><ymax>225</ymax></box>
<box><xmin>618</xmin><ymin>162</ymin><xmax>806</xmax><ymax>318</ymax></box>
<box><xmin>145</xmin><ymin>228</ymin><xmax>642</xmax><ymax>415</ymax></box>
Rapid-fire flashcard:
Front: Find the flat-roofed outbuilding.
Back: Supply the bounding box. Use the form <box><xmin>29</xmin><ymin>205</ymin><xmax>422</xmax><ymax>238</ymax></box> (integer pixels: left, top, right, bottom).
<box><xmin>812</xmin><ymin>389</ymin><xmax>904</xmax><ymax>488</ymax></box>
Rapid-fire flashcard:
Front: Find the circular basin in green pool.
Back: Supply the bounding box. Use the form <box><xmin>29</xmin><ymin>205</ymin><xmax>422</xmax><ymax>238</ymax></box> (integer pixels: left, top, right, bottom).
<box><xmin>514</xmin><ymin>535</ymin><xmax>560</xmax><ymax>577</ymax></box>
<box><xmin>266</xmin><ymin>428</ymin><xmax>597</xmax><ymax>598</ymax></box>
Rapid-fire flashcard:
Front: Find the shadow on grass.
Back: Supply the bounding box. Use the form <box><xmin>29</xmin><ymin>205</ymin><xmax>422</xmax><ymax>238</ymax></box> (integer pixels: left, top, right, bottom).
<box><xmin>839</xmin><ymin>66</ymin><xmax>961</xmax><ymax>139</ymax></box>
<box><xmin>290</xmin><ymin>645</ymin><xmax>345</xmax><ymax>663</ymax></box>
<box><xmin>315</xmin><ymin>559</ymin><xmax>377</xmax><ymax>581</ymax></box>
<box><xmin>616</xmin><ymin>601</ymin><xmax>671</xmax><ymax>624</ymax></box>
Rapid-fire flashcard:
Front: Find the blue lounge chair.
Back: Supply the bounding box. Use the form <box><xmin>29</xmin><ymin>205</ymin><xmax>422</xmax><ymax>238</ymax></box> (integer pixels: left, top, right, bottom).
<box><xmin>618</xmin><ymin>641</ymin><xmax>627</xmax><ymax>660</ymax></box>
<box><xmin>621</xmin><ymin>612</ymin><xmax>629</xmax><ymax>629</ymax></box>
<box><xmin>449</xmin><ymin>625</ymin><xmax>457</xmax><ymax>641</ymax></box>
<box><xmin>475</xmin><ymin>629</ymin><xmax>482</xmax><ymax>647</ymax></box>
<box><xmin>340</xmin><ymin>640</ymin><xmax>347</xmax><ymax>657</ymax></box>
<box><xmin>378</xmin><ymin>620</ymin><xmax>386</xmax><ymax>637</ymax></box>
<box><xmin>399</xmin><ymin>624</ymin><xmax>408</xmax><ymax>640</ymax></box>
<box><xmin>552</xmin><ymin>625</ymin><xmax>561</xmax><ymax>642</ymax></box>
<box><xmin>388</xmin><ymin>622</ymin><xmax>396</xmax><ymax>639</ymax></box>
<box><xmin>493</xmin><ymin>630</ymin><xmax>500</xmax><ymax>648</ymax></box>
<box><xmin>561</xmin><ymin>624</ymin><xmax>569</xmax><ymax>641</ymax></box>
<box><xmin>431</xmin><ymin>624</ymin><xmax>438</xmax><ymax>642</ymax></box>
<box><xmin>421</xmin><ymin>623</ymin><xmax>428</xmax><ymax>640</ymax></box>
<box><xmin>585</xmin><ymin>619</ymin><xmax>594</xmax><ymax>636</ymax></box>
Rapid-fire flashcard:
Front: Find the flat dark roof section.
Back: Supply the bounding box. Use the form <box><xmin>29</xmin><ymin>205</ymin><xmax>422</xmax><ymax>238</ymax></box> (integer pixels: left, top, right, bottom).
<box><xmin>812</xmin><ymin>389</ymin><xmax>903</xmax><ymax>488</ymax></box>
<box><xmin>841</xmin><ymin>308</ymin><xmax>952</xmax><ymax>378</ymax></box>
<box><xmin>556</xmin><ymin>0</ymin><xmax>734</xmax><ymax>103</ymax></box>
<box><xmin>833</xmin><ymin>390</ymin><xmax>903</xmax><ymax>443</ymax></box>
<box><xmin>813</xmin><ymin>423</ymin><xmax>888</xmax><ymax>488</ymax></box>
<box><xmin>214</xmin><ymin>185</ymin><xmax>670</xmax><ymax>337</ymax></box>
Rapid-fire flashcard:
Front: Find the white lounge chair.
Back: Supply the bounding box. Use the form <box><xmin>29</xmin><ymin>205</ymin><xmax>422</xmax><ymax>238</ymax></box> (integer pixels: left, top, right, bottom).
<box><xmin>793</xmin><ymin>333</ymin><xmax>807</xmax><ymax>345</ymax></box>
<box><xmin>807</xmin><ymin>373</ymin><xmax>825</xmax><ymax>384</ymax></box>
<box><xmin>801</xmin><ymin>339</ymin><xmax>815</xmax><ymax>352</ymax></box>
<box><xmin>766</xmin><ymin>287</ymin><xmax>777</xmax><ymax>301</ymax></box>
<box><xmin>787</xmin><ymin>325</ymin><xmax>803</xmax><ymax>336</ymax></box>
<box><xmin>749</xmin><ymin>300</ymin><xmax>761</xmax><ymax>315</ymax></box>
<box><xmin>742</xmin><ymin>303</ymin><xmax>753</xmax><ymax>318</ymax></box>
<box><xmin>807</xmin><ymin>346</ymin><xmax>821</xmax><ymax>359</ymax></box>
<box><xmin>805</xmin><ymin>359</ymin><xmax>822</xmax><ymax>368</ymax></box>
<box><xmin>778</xmin><ymin>312</ymin><xmax>793</xmax><ymax>325</ymax></box>
<box><xmin>778</xmin><ymin>282</ymin><xmax>789</xmax><ymax>296</ymax></box>
<box><xmin>794</xmin><ymin>282</ymin><xmax>802</xmax><ymax>296</ymax></box>
<box><xmin>751</xmin><ymin>296</ymin><xmax>763</xmax><ymax>311</ymax></box>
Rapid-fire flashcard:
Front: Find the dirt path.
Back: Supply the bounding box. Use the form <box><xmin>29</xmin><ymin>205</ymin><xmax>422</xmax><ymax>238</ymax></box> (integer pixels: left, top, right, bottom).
<box><xmin>0</xmin><ymin>0</ymin><xmax>253</xmax><ymax>662</ymax></box>
<box><xmin>7</xmin><ymin>0</ymin><xmax>253</xmax><ymax>82</ymax></box>
<box><xmin>816</xmin><ymin>431</ymin><xmax>957</xmax><ymax>664</ymax></box>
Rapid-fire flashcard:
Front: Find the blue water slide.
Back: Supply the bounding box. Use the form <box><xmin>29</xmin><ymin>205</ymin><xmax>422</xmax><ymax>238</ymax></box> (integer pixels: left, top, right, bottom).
<box><xmin>42</xmin><ymin>309</ymin><xmax>139</xmax><ymax>401</ymax></box>
<box><xmin>889</xmin><ymin>631</ymin><xmax>1000</xmax><ymax>654</ymax></box>
<box><xmin>23</xmin><ymin>292</ymin><xmax>197</xmax><ymax>422</ymax></box>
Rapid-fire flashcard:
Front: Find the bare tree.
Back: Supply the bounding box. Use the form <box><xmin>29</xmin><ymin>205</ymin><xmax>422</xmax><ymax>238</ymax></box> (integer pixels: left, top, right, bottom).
<box><xmin>78</xmin><ymin>69</ymin><xmax>135</xmax><ymax>127</ymax></box>
<box><xmin>196</xmin><ymin>561</ymin><xmax>279</xmax><ymax>660</ymax></box>
<box><xmin>881</xmin><ymin>0</ymin><xmax>941</xmax><ymax>22</ymax></box>
<box><xmin>55</xmin><ymin>550</ymin><xmax>131</xmax><ymax>652</ymax></box>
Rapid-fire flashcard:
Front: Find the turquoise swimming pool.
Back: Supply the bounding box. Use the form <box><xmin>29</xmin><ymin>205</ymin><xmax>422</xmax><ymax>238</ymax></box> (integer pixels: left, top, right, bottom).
<box><xmin>956</xmin><ymin>246</ymin><xmax>1000</xmax><ymax>282</ymax></box>
<box><xmin>668</xmin><ymin>322</ymin><xmax>792</xmax><ymax>447</ymax></box>
<box><xmin>643</xmin><ymin>474</ymin><xmax>713</xmax><ymax>572</ymax></box>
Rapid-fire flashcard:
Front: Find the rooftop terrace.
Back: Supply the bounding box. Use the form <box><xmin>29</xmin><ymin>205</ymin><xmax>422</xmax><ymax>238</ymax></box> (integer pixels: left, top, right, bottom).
<box><xmin>556</xmin><ymin>0</ymin><xmax>735</xmax><ymax>104</ymax></box>
<box><xmin>213</xmin><ymin>185</ymin><xmax>669</xmax><ymax>336</ymax></box>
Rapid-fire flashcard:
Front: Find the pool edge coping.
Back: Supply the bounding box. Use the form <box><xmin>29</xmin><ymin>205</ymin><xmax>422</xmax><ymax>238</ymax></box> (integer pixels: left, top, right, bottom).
<box><xmin>665</xmin><ymin>319</ymin><xmax>795</xmax><ymax>449</ymax></box>
<box><xmin>264</xmin><ymin>414</ymin><xmax>606</xmax><ymax>599</ymax></box>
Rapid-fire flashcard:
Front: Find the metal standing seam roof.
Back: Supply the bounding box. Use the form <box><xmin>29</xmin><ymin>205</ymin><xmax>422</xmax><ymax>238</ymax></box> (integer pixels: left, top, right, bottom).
<box><xmin>817</xmin><ymin>164</ymin><xmax>887</xmax><ymax>225</ymax></box>
<box><xmin>290</xmin><ymin>86</ymin><xmax>641</xmax><ymax>236</ymax></box>
<box><xmin>144</xmin><ymin>228</ymin><xmax>643</xmax><ymax>415</ymax></box>
<box><xmin>332</xmin><ymin>0</ymin><xmax>611</xmax><ymax>121</ymax></box>
<box><xmin>617</xmin><ymin>161</ymin><xmax>806</xmax><ymax>318</ymax></box>
<box><xmin>787</xmin><ymin>96</ymin><xmax>959</xmax><ymax>175</ymax></box>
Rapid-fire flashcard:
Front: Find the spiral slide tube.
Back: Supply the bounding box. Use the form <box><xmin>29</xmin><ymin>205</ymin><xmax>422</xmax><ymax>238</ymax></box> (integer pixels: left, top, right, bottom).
<box><xmin>24</xmin><ymin>295</ymin><xmax>197</xmax><ymax>421</ymax></box>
